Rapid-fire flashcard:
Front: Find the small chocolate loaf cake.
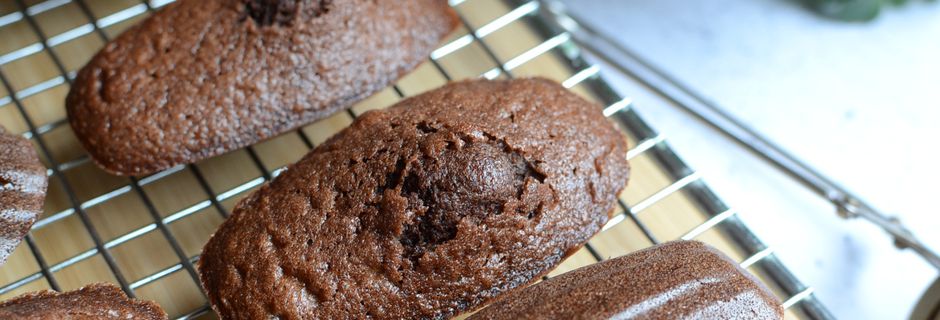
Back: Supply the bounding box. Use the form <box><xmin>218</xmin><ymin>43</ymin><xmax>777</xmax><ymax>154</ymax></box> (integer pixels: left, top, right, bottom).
<box><xmin>0</xmin><ymin>283</ymin><xmax>167</xmax><ymax>319</ymax></box>
<box><xmin>0</xmin><ymin>126</ymin><xmax>47</xmax><ymax>265</ymax></box>
<box><xmin>198</xmin><ymin>78</ymin><xmax>630</xmax><ymax>319</ymax></box>
<box><xmin>469</xmin><ymin>240</ymin><xmax>784</xmax><ymax>320</ymax></box>
<box><xmin>66</xmin><ymin>0</ymin><xmax>458</xmax><ymax>176</ymax></box>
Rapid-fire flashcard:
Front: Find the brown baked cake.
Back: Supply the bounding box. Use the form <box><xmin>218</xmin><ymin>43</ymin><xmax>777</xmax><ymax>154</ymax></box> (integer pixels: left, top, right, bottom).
<box><xmin>0</xmin><ymin>126</ymin><xmax>47</xmax><ymax>266</ymax></box>
<box><xmin>0</xmin><ymin>283</ymin><xmax>167</xmax><ymax>319</ymax></box>
<box><xmin>198</xmin><ymin>78</ymin><xmax>630</xmax><ymax>319</ymax></box>
<box><xmin>66</xmin><ymin>0</ymin><xmax>459</xmax><ymax>176</ymax></box>
<box><xmin>469</xmin><ymin>240</ymin><xmax>784</xmax><ymax>320</ymax></box>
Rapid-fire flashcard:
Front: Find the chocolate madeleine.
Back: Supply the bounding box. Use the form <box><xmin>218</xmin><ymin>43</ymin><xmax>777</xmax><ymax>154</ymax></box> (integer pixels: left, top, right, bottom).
<box><xmin>0</xmin><ymin>283</ymin><xmax>166</xmax><ymax>319</ymax></box>
<box><xmin>198</xmin><ymin>78</ymin><xmax>630</xmax><ymax>319</ymax></box>
<box><xmin>66</xmin><ymin>0</ymin><xmax>458</xmax><ymax>176</ymax></box>
<box><xmin>0</xmin><ymin>126</ymin><xmax>47</xmax><ymax>265</ymax></box>
<box><xmin>470</xmin><ymin>240</ymin><xmax>784</xmax><ymax>320</ymax></box>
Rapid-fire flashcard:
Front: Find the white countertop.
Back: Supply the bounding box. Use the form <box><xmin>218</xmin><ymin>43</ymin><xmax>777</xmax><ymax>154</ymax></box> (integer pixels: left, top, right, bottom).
<box><xmin>560</xmin><ymin>0</ymin><xmax>940</xmax><ymax>318</ymax></box>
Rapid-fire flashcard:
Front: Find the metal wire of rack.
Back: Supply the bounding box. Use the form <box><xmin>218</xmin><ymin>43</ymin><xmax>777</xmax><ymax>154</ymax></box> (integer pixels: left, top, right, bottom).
<box><xmin>540</xmin><ymin>0</ymin><xmax>940</xmax><ymax>272</ymax></box>
<box><xmin>0</xmin><ymin>0</ymin><xmax>833</xmax><ymax>318</ymax></box>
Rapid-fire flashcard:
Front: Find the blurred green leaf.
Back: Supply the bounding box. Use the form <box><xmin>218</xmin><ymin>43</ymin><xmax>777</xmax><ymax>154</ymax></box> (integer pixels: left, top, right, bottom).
<box><xmin>803</xmin><ymin>0</ymin><xmax>933</xmax><ymax>21</ymax></box>
<box><xmin>805</xmin><ymin>0</ymin><xmax>881</xmax><ymax>21</ymax></box>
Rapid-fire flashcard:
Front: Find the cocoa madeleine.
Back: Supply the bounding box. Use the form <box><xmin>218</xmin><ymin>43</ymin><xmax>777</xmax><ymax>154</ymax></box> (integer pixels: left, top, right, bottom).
<box><xmin>198</xmin><ymin>78</ymin><xmax>630</xmax><ymax>319</ymax></box>
<box><xmin>0</xmin><ymin>283</ymin><xmax>166</xmax><ymax>319</ymax></box>
<box><xmin>470</xmin><ymin>240</ymin><xmax>784</xmax><ymax>320</ymax></box>
<box><xmin>67</xmin><ymin>0</ymin><xmax>458</xmax><ymax>176</ymax></box>
<box><xmin>0</xmin><ymin>126</ymin><xmax>47</xmax><ymax>266</ymax></box>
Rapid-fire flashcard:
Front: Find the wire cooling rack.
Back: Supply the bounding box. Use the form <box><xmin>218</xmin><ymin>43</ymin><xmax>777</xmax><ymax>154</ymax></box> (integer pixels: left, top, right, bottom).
<box><xmin>0</xmin><ymin>0</ymin><xmax>833</xmax><ymax>318</ymax></box>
